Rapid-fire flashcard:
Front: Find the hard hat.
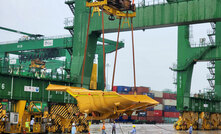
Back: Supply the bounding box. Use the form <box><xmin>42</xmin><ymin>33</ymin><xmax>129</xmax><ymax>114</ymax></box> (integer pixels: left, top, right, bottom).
<box><xmin>72</xmin><ymin>123</ymin><xmax>75</xmax><ymax>126</ymax></box>
<box><xmin>190</xmin><ymin>124</ymin><xmax>192</xmax><ymax>126</ymax></box>
<box><xmin>133</xmin><ymin>125</ymin><xmax>136</xmax><ymax>128</ymax></box>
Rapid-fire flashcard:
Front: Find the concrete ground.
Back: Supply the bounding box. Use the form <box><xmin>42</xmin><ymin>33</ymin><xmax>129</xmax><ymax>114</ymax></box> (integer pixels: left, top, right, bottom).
<box><xmin>89</xmin><ymin>123</ymin><xmax>221</xmax><ymax>134</ymax></box>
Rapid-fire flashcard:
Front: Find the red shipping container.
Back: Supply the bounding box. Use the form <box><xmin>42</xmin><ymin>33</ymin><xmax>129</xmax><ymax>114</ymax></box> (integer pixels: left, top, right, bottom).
<box><xmin>138</xmin><ymin>116</ymin><xmax>146</xmax><ymax>121</ymax></box>
<box><xmin>154</xmin><ymin>97</ymin><xmax>163</xmax><ymax>104</ymax></box>
<box><xmin>146</xmin><ymin>116</ymin><xmax>155</xmax><ymax>121</ymax></box>
<box><xmin>153</xmin><ymin>110</ymin><xmax>163</xmax><ymax>117</ymax></box>
<box><xmin>164</xmin><ymin>112</ymin><xmax>179</xmax><ymax>118</ymax></box>
<box><xmin>123</xmin><ymin>115</ymin><xmax>128</xmax><ymax>120</ymax></box>
<box><xmin>147</xmin><ymin>111</ymin><xmax>154</xmax><ymax>116</ymax></box>
<box><xmin>163</xmin><ymin>93</ymin><xmax>177</xmax><ymax>100</ymax></box>
<box><xmin>131</xmin><ymin>115</ymin><xmax>137</xmax><ymax>120</ymax></box>
<box><xmin>113</xmin><ymin>86</ymin><xmax>117</xmax><ymax>92</ymax></box>
<box><xmin>136</xmin><ymin>87</ymin><xmax>149</xmax><ymax>94</ymax></box>
<box><xmin>170</xmin><ymin>94</ymin><xmax>176</xmax><ymax>100</ymax></box>
<box><xmin>163</xmin><ymin>93</ymin><xmax>170</xmax><ymax>99</ymax></box>
<box><xmin>154</xmin><ymin>116</ymin><xmax>163</xmax><ymax>123</ymax></box>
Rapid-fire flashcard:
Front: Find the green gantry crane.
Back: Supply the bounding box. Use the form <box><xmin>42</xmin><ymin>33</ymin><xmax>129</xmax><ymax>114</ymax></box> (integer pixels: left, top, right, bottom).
<box><xmin>0</xmin><ymin>0</ymin><xmax>221</xmax><ymax>131</ymax></box>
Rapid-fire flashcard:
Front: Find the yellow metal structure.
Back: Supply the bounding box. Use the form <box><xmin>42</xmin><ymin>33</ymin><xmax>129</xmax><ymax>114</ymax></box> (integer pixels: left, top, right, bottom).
<box><xmin>90</xmin><ymin>64</ymin><xmax>97</xmax><ymax>90</ymax></box>
<box><xmin>46</xmin><ymin>84</ymin><xmax>159</xmax><ymax>120</ymax></box>
<box><xmin>174</xmin><ymin>111</ymin><xmax>221</xmax><ymax>130</ymax></box>
<box><xmin>92</xmin><ymin>7</ymin><xmax>101</xmax><ymax>17</ymax></box>
<box><xmin>48</xmin><ymin>104</ymin><xmax>89</xmax><ymax>133</ymax></box>
<box><xmin>29</xmin><ymin>59</ymin><xmax>46</xmax><ymax>69</ymax></box>
<box><xmin>86</xmin><ymin>0</ymin><xmax>136</xmax><ymax>18</ymax></box>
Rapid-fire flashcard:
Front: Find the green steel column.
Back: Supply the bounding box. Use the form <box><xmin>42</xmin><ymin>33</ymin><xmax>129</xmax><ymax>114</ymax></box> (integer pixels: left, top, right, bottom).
<box><xmin>70</xmin><ymin>0</ymin><xmax>99</xmax><ymax>88</ymax></box>
<box><xmin>177</xmin><ymin>26</ymin><xmax>194</xmax><ymax>111</ymax></box>
<box><xmin>215</xmin><ymin>22</ymin><xmax>221</xmax><ymax>99</ymax></box>
<box><xmin>97</xmin><ymin>53</ymin><xmax>105</xmax><ymax>91</ymax></box>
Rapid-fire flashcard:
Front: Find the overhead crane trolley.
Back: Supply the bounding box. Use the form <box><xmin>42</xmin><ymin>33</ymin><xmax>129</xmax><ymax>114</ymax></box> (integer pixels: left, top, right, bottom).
<box><xmin>86</xmin><ymin>0</ymin><xmax>136</xmax><ymax>20</ymax></box>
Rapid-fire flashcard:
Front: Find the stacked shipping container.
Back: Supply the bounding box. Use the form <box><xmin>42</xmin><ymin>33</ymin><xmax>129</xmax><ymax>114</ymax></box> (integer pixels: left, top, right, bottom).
<box><xmin>163</xmin><ymin>93</ymin><xmax>179</xmax><ymax>123</ymax></box>
<box><xmin>114</xmin><ymin>86</ymin><xmax>179</xmax><ymax>124</ymax></box>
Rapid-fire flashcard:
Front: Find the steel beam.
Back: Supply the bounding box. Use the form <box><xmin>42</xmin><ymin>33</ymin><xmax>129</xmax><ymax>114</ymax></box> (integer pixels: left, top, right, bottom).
<box><xmin>90</xmin><ymin>0</ymin><xmax>221</xmax><ymax>33</ymax></box>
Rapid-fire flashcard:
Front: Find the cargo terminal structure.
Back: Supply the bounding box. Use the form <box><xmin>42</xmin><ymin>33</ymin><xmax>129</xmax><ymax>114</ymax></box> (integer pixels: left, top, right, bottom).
<box><xmin>0</xmin><ymin>0</ymin><xmax>221</xmax><ymax>133</ymax></box>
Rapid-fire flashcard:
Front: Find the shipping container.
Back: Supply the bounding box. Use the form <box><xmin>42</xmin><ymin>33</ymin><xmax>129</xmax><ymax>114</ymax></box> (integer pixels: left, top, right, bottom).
<box><xmin>146</xmin><ymin>93</ymin><xmax>154</xmax><ymax>99</ymax></box>
<box><xmin>163</xmin><ymin>99</ymin><xmax>176</xmax><ymax>106</ymax></box>
<box><xmin>150</xmin><ymin>90</ymin><xmax>163</xmax><ymax>98</ymax></box>
<box><xmin>163</xmin><ymin>117</ymin><xmax>178</xmax><ymax>123</ymax></box>
<box><xmin>147</xmin><ymin>111</ymin><xmax>154</xmax><ymax>116</ymax></box>
<box><xmin>170</xmin><ymin>94</ymin><xmax>176</xmax><ymax>100</ymax></box>
<box><xmin>138</xmin><ymin>111</ymin><xmax>147</xmax><ymax>117</ymax></box>
<box><xmin>146</xmin><ymin>116</ymin><xmax>155</xmax><ymax>122</ymax></box>
<box><xmin>154</xmin><ymin>97</ymin><xmax>163</xmax><ymax>104</ymax></box>
<box><xmin>136</xmin><ymin>87</ymin><xmax>150</xmax><ymax>94</ymax></box>
<box><xmin>137</xmin><ymin>116</ymin><xmax>146</xmax><ymax>121</ymax></box>
<box><xmin>164</xmin><ymin>105</ymin><xmax>178</xmax><ymax>112</ymax></box>
<box><xmin>123</xmin><ymin>115</ymin><xmax>128</xmax><ymax>120</ymax></box>
<box><xmin>163</xmin><ymin>93</ymin><xmax>170</xmax><ymax>99</ymax></box>
<box><xmin>131</xmin><ymin>115</ymin><xmax>137</xmax><ymax>120</ymax></box>
<box><xmin>154</xmin><ymin>104</ymin><xmax>163</xmax><ymax>110</ymax></box>
<box><xmin>154</xmin><ymin>116</ymin><xmax>164</xmax><ymax>123</ymax></box>
<box><xmin>164</xmin><ymin>112</ymin><xmax>179</xmax><ymax>118</ymax></box>
<box><xmin>117</xmin><ymin>86</ymin><xmax>132</xmax><ymax>93</ymax></box>
<box><xmin>112</xmin><ymin>86</ymin><xmax>117</xmax><ymax>92</ymax></box>
<box><xmin>153</xmin><ymin>110</ymin><xmax>163</xmax><ymax>117</ymax></box>
<box><xmin>146</xmin><ymin>107</ymin><xmax>154</xmax><ymax>111</ymax></box>
<box><xmin>163</xmin><ymin>93</ymin><xmax>176</xmax><ymax>100</ymax></box>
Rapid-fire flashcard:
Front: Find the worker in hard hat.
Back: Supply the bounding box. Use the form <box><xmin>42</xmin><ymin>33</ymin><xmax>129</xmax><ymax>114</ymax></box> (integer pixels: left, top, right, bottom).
<box><xmin>30</xmin><ymin>118</ymin><xmax>34</xmax><ymax>132</ymax></box>
<box><xmin>188</xmin><ymin>124</ymin><xmax>193</xmax><ymax>134</ymax></box>
<box><xmin>72</xmin><ymin>123</ymin><xmax>76</xmax><ymax>134</ymax></box>
<box><xmin>130</xmin><ymin>125</ymin><xmax>136</xmax><ymax>134</ymax></box>
<box><xmin>101</xmin><ymin>121</ymin><xmax>106</xmax><ymax>134</ymax></box>
<box><xmin>25</xmin><ymin>119</ymin><xmax>30</xmax><ymax>132</ymax></box>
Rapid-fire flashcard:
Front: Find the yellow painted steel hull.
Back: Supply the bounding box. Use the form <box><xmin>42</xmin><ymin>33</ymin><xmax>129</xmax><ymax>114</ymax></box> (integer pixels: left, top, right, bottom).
<box><xmin>46</xmin><ymin>84</ymin><xmax>158</xmax><ymax>120</ymax></box>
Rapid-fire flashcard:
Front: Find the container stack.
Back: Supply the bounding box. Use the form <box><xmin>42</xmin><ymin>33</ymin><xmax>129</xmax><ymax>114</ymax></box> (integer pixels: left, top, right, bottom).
<box><xmin>148</xmin><ymin>90</ymin><xmax>164</xmax><ymax>123</ymax></box>
<box><xmin>114</xmin><ymin>86</ymin><xmax>179</xmax><ymax>124</ymax></box>
<box><xmin>163</xmin><ymin>93</ymin><xmax>179</xmax><ymax>123</ymax></box>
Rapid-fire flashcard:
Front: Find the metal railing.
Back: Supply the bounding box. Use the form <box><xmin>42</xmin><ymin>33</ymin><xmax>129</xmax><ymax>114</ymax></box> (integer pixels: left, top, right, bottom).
<box><xmin>190</xmin><ymin>41</ymin><xmax>217</xmax><ymax>48</ymax></box>
<box><xmin>0</xmin><ymin>59</ymin><xmax>71</xmax><ymax>81</ymax></box>
<box><xmin>135</xmin><ymin>0</ymin><xmax>168</xmax><ymax>7</ymax></box>
<box><xmin>0</xmin><ymin>34</ymin><xmax>72</xmax><ymax>45</ymax></box>
<box><xmin>0</xmin><ymin>40</ymin><xmax>18</xmax><ymax>45</ymax></box>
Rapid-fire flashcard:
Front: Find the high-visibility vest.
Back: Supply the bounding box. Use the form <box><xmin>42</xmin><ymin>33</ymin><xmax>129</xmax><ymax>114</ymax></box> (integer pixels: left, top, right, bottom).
<box><xmin>102</xmin><ymin>125</ymin><xmax>105</xmax><ymax>130</ymax></box>
<box><xmin>25</xmin><ymin>122</ymin><xmax>30</xmax><ymax>128</ymax></box>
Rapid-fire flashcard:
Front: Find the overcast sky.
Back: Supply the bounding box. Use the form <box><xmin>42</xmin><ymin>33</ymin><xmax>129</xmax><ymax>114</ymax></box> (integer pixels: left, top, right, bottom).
<box><xmin>0</xmin><ymin>0</ymin><xmax>213</xmax><ymax>93</ymax></box>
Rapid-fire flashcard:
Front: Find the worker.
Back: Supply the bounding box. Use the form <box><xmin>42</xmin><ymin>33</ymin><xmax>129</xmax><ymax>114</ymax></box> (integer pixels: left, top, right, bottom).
<box><xmin>72</xmin><ymin>123</ymin><xmax>76</xmax><ymax>134</ymax></box>
<box><xmin>101</xmin><ymin>121</ymin><xmax>106</xmax><ymax>134</ymax></box>
<box><xmin>188</xmin><ymin>124</ymin><xmax>193</xmax><ymax>134</ymax></box>
<box><xmin>30</xmin><ymin>118</ymin><xmax>34</xmax><ymax>132</ymax></box>
<box><xmin>130</xmin><ymin>125</ymin><xmax>136</xmax><ymax>134</ymax></box>
<box><xmin>112</xmin><ymin>121</ymin><xmax>116</xmax><ymax>134</ymax></box>
<box><xmin>25</xmin><ymin>119</ymin><xmax>30</xmax><ymax>132</ymax></box>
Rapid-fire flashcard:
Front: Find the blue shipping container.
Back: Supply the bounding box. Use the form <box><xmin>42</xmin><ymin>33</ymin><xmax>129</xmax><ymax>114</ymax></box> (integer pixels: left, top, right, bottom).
<box><xmin>123</xmin><ymin>86</ymin><xmax>132</xmax><ymax>92</ymax></box>
<box><xmin>147</xmin><ymin>107</ymin><xmax>154</xmax><ymax>111</ymax></box>
<box><xmin>117</xmin><ymin>86</ymin><xmax>132</xmax><ymax>93</ymax></box>
<box><xmin>164</xmin><ymin>105</ymin><xmax>178</xmax><ymax>112</ymax></box>
<box><xmin>117</xmin><ymin>86</ymin><xmax>125</xmax><ymax>92</ymax></box>
<box><xmin>147</xmin><ymin>93</ymin><xmax>154</xmax><ymax>99</ymax></box>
